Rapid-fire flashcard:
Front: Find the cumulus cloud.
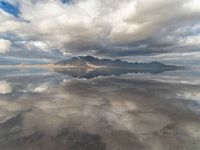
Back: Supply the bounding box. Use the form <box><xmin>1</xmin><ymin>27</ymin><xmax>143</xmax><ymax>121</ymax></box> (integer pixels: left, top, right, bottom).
<box><xmin>0</xmin><ymin>80</ymin><xmax>13</xmax><ymax>94</ymax></box>
<box><xmin>0</xmin><ymin>11</ymin><xmax>17</xmax><ymax>32</ymax></box>
<box><xmin>179</xmin><ymin>35</ymin><xmax>200</xmax><ymax>47</ymax></box>
<box><xmin>0</xmin><ymin>0</ymin><xmax>200</xmax><ymax>58</ymax></box>
<box><xmin>17</xmin><ymin>41</ymin><xmax>50</xmax><ymax>52</ymax></box>
<box><xmin>0</xmin><ymin>39</ymin><xmax>11</xmax><ymax>53</ymax></box>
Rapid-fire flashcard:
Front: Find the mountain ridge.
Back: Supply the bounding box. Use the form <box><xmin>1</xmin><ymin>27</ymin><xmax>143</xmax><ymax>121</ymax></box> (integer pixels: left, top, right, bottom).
<box><xmin>55</xmin><ymin>56</ymin><xmax>179</xmax><ymax>69</ymax></box>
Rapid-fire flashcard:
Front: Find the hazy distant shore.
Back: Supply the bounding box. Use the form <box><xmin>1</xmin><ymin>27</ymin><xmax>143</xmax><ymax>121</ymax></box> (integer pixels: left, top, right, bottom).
<box><xmin>0</xmin><ymin>64</ymin><xmax>77</xmax><ymax>69</ymax></box>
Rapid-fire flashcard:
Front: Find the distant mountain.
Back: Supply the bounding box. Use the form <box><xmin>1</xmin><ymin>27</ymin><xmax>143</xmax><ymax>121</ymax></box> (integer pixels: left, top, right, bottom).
<box><xmin>55</xmin><ymin>56</ymin><xmax>178</xmax><ymax>69</ymax></box>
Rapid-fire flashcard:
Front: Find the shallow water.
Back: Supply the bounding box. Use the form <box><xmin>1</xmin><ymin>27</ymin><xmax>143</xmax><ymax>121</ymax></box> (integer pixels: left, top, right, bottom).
<box><xmin>0</xmin><ymin>68</ymin><xmax>200</xmax><ymax>150</ymax></box>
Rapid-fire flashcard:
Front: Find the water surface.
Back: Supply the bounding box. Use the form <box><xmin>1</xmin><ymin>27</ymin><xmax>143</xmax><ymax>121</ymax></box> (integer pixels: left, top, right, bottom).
<box><xmin>0</xmin><ymin>67</ymin><xmax>200</xmax><ymax>150</ymax></box>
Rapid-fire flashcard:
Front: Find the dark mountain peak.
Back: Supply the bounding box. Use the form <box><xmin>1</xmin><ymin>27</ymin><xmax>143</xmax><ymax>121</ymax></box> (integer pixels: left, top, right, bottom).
<box><xmin>79</xmin><ymin>56</ymin><xmax>98</xmax><ymax>61</ymax></box>
<box><xmin>55</xmin><ymin>55</ymin><xmax>178</xmax><ymax>70</ymax></box>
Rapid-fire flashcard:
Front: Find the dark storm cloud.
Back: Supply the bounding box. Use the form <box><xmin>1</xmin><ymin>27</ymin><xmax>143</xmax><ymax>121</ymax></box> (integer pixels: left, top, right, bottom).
<box><xmin>0</xmin><ymin>0</ymin><xmax>200</xmax><ymax>59</ymax></box>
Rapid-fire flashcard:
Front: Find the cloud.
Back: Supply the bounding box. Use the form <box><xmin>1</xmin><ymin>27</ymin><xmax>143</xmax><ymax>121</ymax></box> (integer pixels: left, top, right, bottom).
<box><xmin>0</xmin><ymin>80</ymin><xmax>13</xmax><ymax>94</ymax></box>
<box><xmin>0</xmin><ymin>0</ymin><xmax>200</xmax><ymax>58</ymax></box>
<box><xmin>179</xmin><ymin>35</ymin><xmax>200</xmax><ymax>46</ymax></box>
<box><xmin>17</xmin><ymin>41</ymin><xmax>50</xmax><ymax>52</ymax></box>
<box><xmin>0</xmin><ymin>39</ymin><xmax>11</xmax><ymax>53</ymax></box>
<box><xmin>0</xmin><ymin>10</ymin><xmax>22</xmax><ymax>33</ymax></box>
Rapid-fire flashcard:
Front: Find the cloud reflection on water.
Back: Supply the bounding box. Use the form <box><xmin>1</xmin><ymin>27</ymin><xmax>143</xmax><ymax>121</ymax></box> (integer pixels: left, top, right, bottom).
<box><xmin>0</xmin><ymin>69</ymin><xmax>200</xmax><ymax>150</ymax></box>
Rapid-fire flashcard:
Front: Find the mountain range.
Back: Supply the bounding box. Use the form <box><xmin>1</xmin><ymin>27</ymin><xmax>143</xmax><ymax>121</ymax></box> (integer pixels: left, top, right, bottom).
<box><xmin>55</xmin><ymin>56</ymin><xmax>178</xmax><ymax>69</ymax></box>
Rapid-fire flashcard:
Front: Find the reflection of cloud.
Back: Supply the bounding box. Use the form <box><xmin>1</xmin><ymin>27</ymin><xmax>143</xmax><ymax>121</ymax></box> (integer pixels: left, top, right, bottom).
<box><xmin>177</xmin><ymin>91</ymin><xmax>200</xmax><ymax>103</ymax></box>
<box><xmin>0</xmin><ymin>80</ymin><xmax>12</xmax><ymax>94</ymax></box>
<box><xmin>31</xmin><ymin>83</ymin><xmax>49</xmax><ymax>93</ymax></box>
<box><xmin>122</xmin><ymin>69</ymin><xmax>200</xmax><ymax>85</ymax></box>
<box><xmin>20</xmin><ymin>78</ymin><xmax>178</xmax><ymax>136</ymax></box>
<box><xmin>0</xmin><ymin>76</ymin><xmax>200</xmax><ymax>149</ymax></box>
<box><xmin>0</xmin><ymin>100</ymin><xmax>22</xmax><ymax>123</ymax></box>
<box><xmin>181</xmin><ymin>122</ymin><xmax>200</xmax><ymax>139</ymax></box>
<box><xmin>21</xmin><ymin>83</ymin><xmax>49</xmax><ymax>93</ymax></box>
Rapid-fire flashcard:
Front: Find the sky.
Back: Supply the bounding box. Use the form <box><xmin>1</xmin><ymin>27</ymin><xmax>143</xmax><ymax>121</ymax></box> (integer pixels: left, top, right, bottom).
<box><xmin>0</xmin><ymin>0</ymin><xmax>200</xmax><ymax>65</ymax></box>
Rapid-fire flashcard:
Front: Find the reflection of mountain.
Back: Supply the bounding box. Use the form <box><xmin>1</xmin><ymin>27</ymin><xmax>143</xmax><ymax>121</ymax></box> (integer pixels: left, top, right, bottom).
<box><xmin>54</xmin><ymin>56</ymin><xmax>179</xmax><ymax>79</ymax></box>
<box><xmin>55</xmin><ymin>56</ymin><xmax>178</xmax><ymax>69</ymax></box>
<box><xmin>55</xmin><ymin>67</ymin><xmax>177</xmax><ymax>79</ymax></box>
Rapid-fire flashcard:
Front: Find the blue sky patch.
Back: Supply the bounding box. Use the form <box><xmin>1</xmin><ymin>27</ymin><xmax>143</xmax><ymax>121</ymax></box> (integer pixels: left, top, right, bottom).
<box><xmin>61</xmin><ymin>0</ymin><xmax>72</xmax><ymax>4</ymax></box>
<box><xmin>0</xmin><ymin>1</ymin><xmax>20</xmax><ymax>17</ymax></box>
